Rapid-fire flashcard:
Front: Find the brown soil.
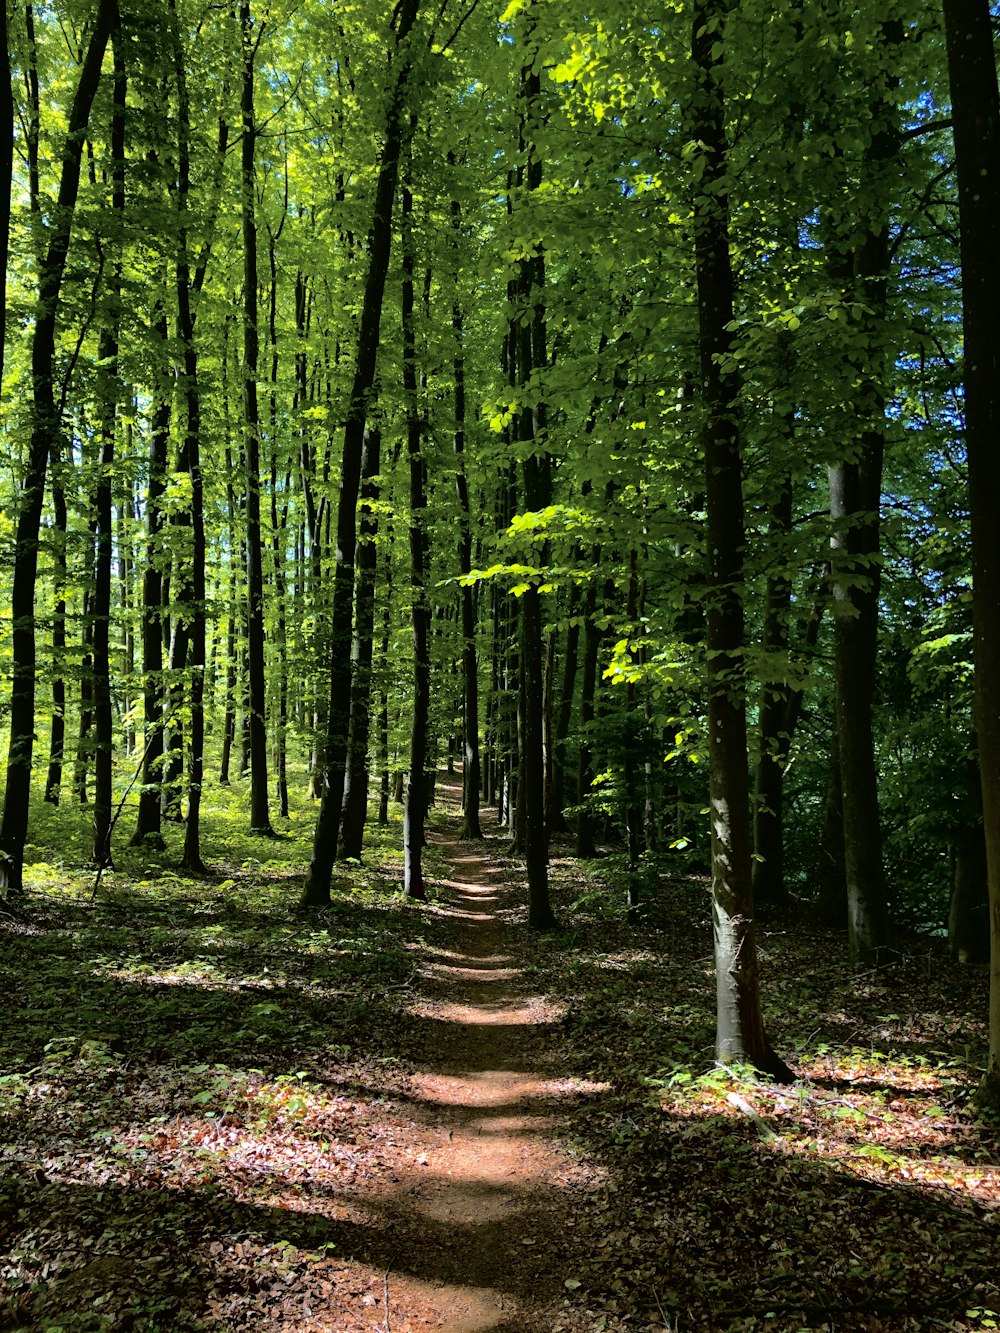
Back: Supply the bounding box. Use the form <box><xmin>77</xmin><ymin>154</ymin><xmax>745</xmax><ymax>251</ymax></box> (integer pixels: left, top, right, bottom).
<box><xmin>325</xmin><ymin>785</ymin><xmax>604</xmax><ymax>1332</ymax></box>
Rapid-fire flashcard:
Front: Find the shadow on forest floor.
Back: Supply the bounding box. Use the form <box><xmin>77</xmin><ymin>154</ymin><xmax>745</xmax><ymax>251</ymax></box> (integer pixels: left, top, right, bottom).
<box><xmin>0</xmin><ymin>791</ymin><xmax>999</xmax><ymax>1331</ymax></box>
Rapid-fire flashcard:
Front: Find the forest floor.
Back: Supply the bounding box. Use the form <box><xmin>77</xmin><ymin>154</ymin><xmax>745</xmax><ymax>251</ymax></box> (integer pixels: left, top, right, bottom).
<box><xmin>1</xmin><ymin>775</ymin><xmax>1000</xmax><ymax>1332</ymax></box>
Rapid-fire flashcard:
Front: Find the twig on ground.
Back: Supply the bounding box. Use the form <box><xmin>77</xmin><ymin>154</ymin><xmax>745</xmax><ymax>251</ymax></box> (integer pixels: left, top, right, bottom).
<box><xmin>383</xmin><ymin>1268</ymin><xmax>391</xmax><ymax>1333</ymax></box>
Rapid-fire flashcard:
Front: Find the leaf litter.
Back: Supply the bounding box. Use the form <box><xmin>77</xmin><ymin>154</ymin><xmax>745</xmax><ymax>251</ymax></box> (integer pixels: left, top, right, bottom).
<box><xmin>0</xmin><ymin>790</ymin><xmax>997</xmax><ymax>1332</ymax></box>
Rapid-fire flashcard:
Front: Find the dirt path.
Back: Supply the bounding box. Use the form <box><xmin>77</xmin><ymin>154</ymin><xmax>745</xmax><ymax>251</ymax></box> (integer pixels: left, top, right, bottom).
<box><xmin>334</xmin><ymin>788</ymin><xmax>603</xmax><ymax>1333</ymax></box>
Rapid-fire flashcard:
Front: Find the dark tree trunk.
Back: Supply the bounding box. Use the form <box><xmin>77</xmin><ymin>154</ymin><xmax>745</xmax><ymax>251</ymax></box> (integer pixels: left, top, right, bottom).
<box><xmin>449</xmin><ymin>186</ymin><xmax>482</xmax><ymax>840</ymax></box>
<box><xmin>91</xmin><ymin>27</ymin><xmax>126</xmax><ymax>870</ymax></box>
<box><xmin>949</xmin><ymin>757</ymin><xmax>989</xmax><ymax>964</ymax></box>
<box><xmin>514</xmin><ymin>44</ymin><xmax>557</xmax><ymax>930</ymax></box>
<box><xmin>377</xmin><ymin>519</ymin><xmax>394</xmax><ymax>828</ymax></box>
<box><xmin>303</xmin><ymin>0</ymin><xmax>420</xmax><ymax>906</ymax></box>
<box><xmin>942</xmin><ymin>0</ymin><xmax>1000</xmax><ymax>1105</ymax></box>
<box><xmin>402</xmin><ymin>172</ymin><xmax>429</xmax><ymax>903</ymax></box>
<box><xmin>265</xmin><ymin>224</ymin><xmax>290</xmax><ymax>822</ymax></box>
<box><xmin>219</xmin><ymin>602</ymin><xmax>237</xmax><ymax>786</ymax></box>
<box><xmin>751</xmin><ymin>476</ymin><xmax>793</xmax><ymax>906</ymax></box>
<box><xmin>454</xmin><ymin>336</ymin><xmax>482</xmax><ymax>840</ymax></box>
<box><xmin>827</xmin><ymin>20</ymin><xmax>900</xmax><ymax>965</ymax></box>
<box><xmin>44</xmin><ymin>445</ymin><xmax>68</xmax><ymax>806</ymax></box>
<box><xmin>171</xmin><ymin>0</ymin><xmax>220</xmax><ymax>872</ymax></box>
<box><xmin>339</xmin><ymin>427</ymin><xmax>381</xmax><ymax>860</ymax></box>
<box><xmin>624</xmin><ymin>550</ymin><xmax>643</xmax><ymax>916</ymax></box>
<box><xmin>575</xmin><ymin>582</ymin><xmax>601</xmax><ymax>860</ymax></box>
<box><xmin>162</xmin><ymin>605</ymin><xmax>187</xmax><ymax>822</ymax></box>
<box><xmin>829</xmin><ymin>450</ymin><xmax>888</xmax><ymax>961</ymax></box>
<box><xmin>0</xmin><ymin>0</ymin><xmax>11</xmax><ymax>394</ymax></box>
<box><xmin>0</xmin><ymin>1</ymin><xmax>115</xmax><ymax>891</ymax></box>
<box><xmin>75</xmin><ymin>583</ymin><xmax>94</xmax><ymax>805</ymax></box>
<box><xmin>551</xmin><ymin>583</ymin><xmax>580</xmax><ymax>832</ymax></box>
<box><xmin>817</xmin><ymin>725</ymin><xmax>848</xmax><ymax>927</ymax></box>
<box><xmin>691</xmin><ymin>0</ymin><xmax>789</xmax><ymax>1081</ymax></box>
<box><xmin>240</xmin><ymin>0</ymin><xmax>273</xmax><ymax>837</ymax></box>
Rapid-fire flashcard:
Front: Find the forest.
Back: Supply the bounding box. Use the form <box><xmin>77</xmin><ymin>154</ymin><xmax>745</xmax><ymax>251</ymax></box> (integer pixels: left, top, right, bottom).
<box><xmin>2</xmin><ymin>0</ymin><xmax>1000</xmax><ymax>1329</ymax></box>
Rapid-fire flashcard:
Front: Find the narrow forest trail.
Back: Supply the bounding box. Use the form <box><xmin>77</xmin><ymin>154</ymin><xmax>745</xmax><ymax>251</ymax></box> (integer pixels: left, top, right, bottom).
<box><xmin>333</xmin><ymin>777</ymin><xmax>606</xmax><ymax>1333</ymax></box>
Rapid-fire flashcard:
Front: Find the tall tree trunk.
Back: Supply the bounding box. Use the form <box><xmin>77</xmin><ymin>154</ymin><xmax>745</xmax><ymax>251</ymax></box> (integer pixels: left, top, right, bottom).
<box><xmin>514</xmin><ymin>36</ymin><xmax>557</xmax><ymax>929</ymax></box>
<box><xmin>575</xmin><ymin>582</ymin><xmax>601</xmax><ymax>860</ymax></box>
<box><xmin>942</xmin><ymin>0</ymin><xmax>1000</xmax><ymax>1107</ymax></box>
<box><xmin>402</xmin><ymin>170</ymin><xmax>430</xmax><ymax>902</ymax></box>
<box><xmin>0</xmin><ymin>0</ymin><xmax>115</xmax><ymax>891</ymax></box>
<box><xmin>377</xmin><ymin>531</ymin><xmax>394</xmax><ymax>828</ymax></box>
<box><xmin>91</xmin><ymin>27</ymin><xmax>126</xmax><ymax>870</ymax></box>
<box><xmin>240</xmin><ymin>0</ymin><xmax>273</xmax><ymax>836</ymax></box>
<box><xmin>302</xmin><ymin>0</ymin><xmax>421</xmax><ymax>906</ymax></box>
<box><xmin>827</xmin><ymin>21</ymin><xmax>900</xmax><ymax>965</ymax></box>
<box><xmin>75</xmin><ymin>583</ymin><xmax>95</xmax><ymax>805</ymax></box>
<box><xmin>0</xmin><ymin>0</ymin><xmax>11</xmax><ymax>395</ymax></box>
<box><xmin>267</xmin><ymin>227</ymin><xmax>290</xmax><ymax>822</ymax></box>
<box><xmin>44</xmin><ymin>444</ymin><xmax>68</xmax><ymax>805</ymax></box>
<box><xmin>751</xmin><ymin>476</ymin><xmax>793</xmax><ymax>906</ymax></box>
<box><xmin>131</xmin><ymin>304</ymin><xmax>169</xmax><ymax>845</ymax></box>
<box><xmin>551</xmin><ymin>583</ymin><xmax>580</xmax><ymax>831</ymax></box>
<box><xmin>691</xmin><ymin>0</ymin><xmax>789</xmax><ymax>1080</ymax></box>
<box><xmin>624</xmin><ymin>549</ymin><xmax>643</xmax><ymax>916</ymax></box>
<box><xmin>449</xmin><ymin>185</ymin><xmax>482</xmax><ymax>839</ymax></box>
<box><xmin>339</xmin><ymin>428</ymin><xmax>381</xmax><ymax>860</ymax></box>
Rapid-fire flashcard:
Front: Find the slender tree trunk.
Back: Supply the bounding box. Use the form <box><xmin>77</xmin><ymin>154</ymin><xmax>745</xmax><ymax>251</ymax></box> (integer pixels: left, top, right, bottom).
<box><xmin>624</xmin><ymin>550</ymin><xmax>643</xmax><ymax>916</ymax></box>
<box><xmin>76</xmin><ymin>583</ymin><xmax>94</xmax><ymax>805</ymax></box>
<box><xmin>575</xmin><ymin>582</ymin><xmax>601</xmax><ymax>859</ymax></box>
<box><xmin>219</xmin><ymin>602</ymin><xmax>237</xmax><ymax>786</ymax></box>
<box><xmin>0</xmin><ymin>0</ymin><xmax>115</xmax><ymax>890</ymax></box>
<box><xmin>826</xmin><ymin>21</ymin><xmax>900</xmax><ymax>965</ymax></box>
<box><xmin>267</xmin><ymin>231</ymin><xmax>289</xmax><ymax>822</ymax></box>
<box><xmin>551</xmin><ymin>583</ymin><xmax>580</xmax><ymax>832</ymax></box>
<box><xmin>339</xmin><ymin>428</ymin><xmax>381</xmax><ymax>860</ymax></box>
<box><xmin>303</xmin><ymin>0</ymin><xmax>421</xmax><ymax>906</ymax></box>
<box><xmin>751</xmin><ymin>476</ymin><xmax>793</xmax><ymax>906</ymax></box>
<box><xmin>131</xmin><ymin>306</ymin><xmax>169</xmax><ymax>844</ymax></box>
<box><xmin>240</xmin><ymin>0</ymin><xmax>273</xmax><ymax>836</ymax></box>
<box><xmin>91</xmin><ymin>29</ymin><xmax>126</xmax><ymax>870</ymax></box>
<box><xmin>44</xmin><ymin>445</ymin><xmax>68</xmax><ymax>805</ymax></box>
<box><xmin>402</xmin><ymin>172</ymin><xmax>429</xmax><ymax>902</ymax></box>
<box><xmin>377</xmin><ymin>533</ymin><xmax>393</xmax><ymax>828</ymax></box>
<box><xmin>829</xmin><ymin>452</ymin><xmax>888</xmax><ymax>961</ymax></box>
<box><xmin>691</xmin><ymin>0</ymin><xmax>789</xmax><ymax>1080</ymax></box>
<box><xmin>514</xmin><ymin>40</ymin><xmax>557</xmax><ymax>929</ymax></box>
<box><xmin>0</xmin><ymin>0</ymin><xmax>11</xmax><ymax>396</ymax></box>
<box><xmin>942</xmin><ymin>0</ymin><xmax>1000</xmax><ymax>1106</ymax></box>
<box><xmin>948</xmin><ymin>755</ymin><xmax>989</xmax><ymax>964</ymax></box>
<box><xmin>449</xmin><ymin>187</ymin><xmax>482</xmax><ymax>839</ymax></box>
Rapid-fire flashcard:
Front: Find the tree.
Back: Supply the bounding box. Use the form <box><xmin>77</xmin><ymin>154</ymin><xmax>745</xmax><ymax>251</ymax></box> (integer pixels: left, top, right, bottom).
<box><xmin>302</xmin><ymin>0</ymin><xmax>421</xmax><ymax>907</ymax></box>
<box><xmin>240</xmin><ymin>0</ymin><xmax>274</xmax><ymax>838</ymax></box>
<box><xmin>689</xmin><ymin>0</ymin><xmax>790</xmax><ymax>1079</ymax></box>
<box><xmin>0</xmin><ymin>0</ymin><xmax>117</xmax><ymax>892</ymax></box>
<box><xmin>941</xmin><ymin>0</ymin><xmax>1000</xmax><ymax>1107</ymax></box>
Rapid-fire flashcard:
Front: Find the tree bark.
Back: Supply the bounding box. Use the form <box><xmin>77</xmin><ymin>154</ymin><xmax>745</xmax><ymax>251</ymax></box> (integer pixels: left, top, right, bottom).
<box><xmin>514</xmin><ymin>38</ymin><xmax>557</xmax><ymax>929</ymax></box>
<box><xmin>0</xmin><ymin>0</ymin><xmax>12</xmax><ymax>396</ymax></box>
<box><xmin>91</xmin><ymin>24</ymin><xmax>126</xmax><ymax>869</ymax></box>
<box><xmin>240</xmin><ymin>0</ymin><xmax>273</xmax><ymax>837</ymax></box>
<box><xmin>44</xmin><ymin>442</ymin><xmax>69</xmax><ymax>806</ymax></box>
<box><xmin>942</xmin><ymin>0</ymin><xmax>1000</xmax><ymax>1106</ymax></box>
<box><xmin>339</xmin><ymin>427</ymin><xmax>381</xmax><ymax>860</ymax></box>
<box><xmin>402</xmin><ymin>171</ymin><xmax>429</xmax><ymax>903</ymax></box>
<box><xmin>302</xmin><ymin>0</ymin><xmax>421</xmax><ymax>906</ymax></box>
<box><xmin>751</xmin><ymin>477</ymin><xmax>793</xmax><ymax>906</ymax></box>
<box><xmin>454</xmin><ymin>311</ymin><xmax>483</xmax><ymax>841</ymax></box>
<box><xmin>691</xmin><ymin>0</ymin><xmax>790</xmax><ymax>1080</ymax></box>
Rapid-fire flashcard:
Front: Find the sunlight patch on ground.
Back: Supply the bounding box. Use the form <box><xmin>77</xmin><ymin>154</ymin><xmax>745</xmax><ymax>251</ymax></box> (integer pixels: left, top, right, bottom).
<box><xmin>407</xmin><ymin>996</ymin><xmax>566</xmax><ymax>1026</ymax></box>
